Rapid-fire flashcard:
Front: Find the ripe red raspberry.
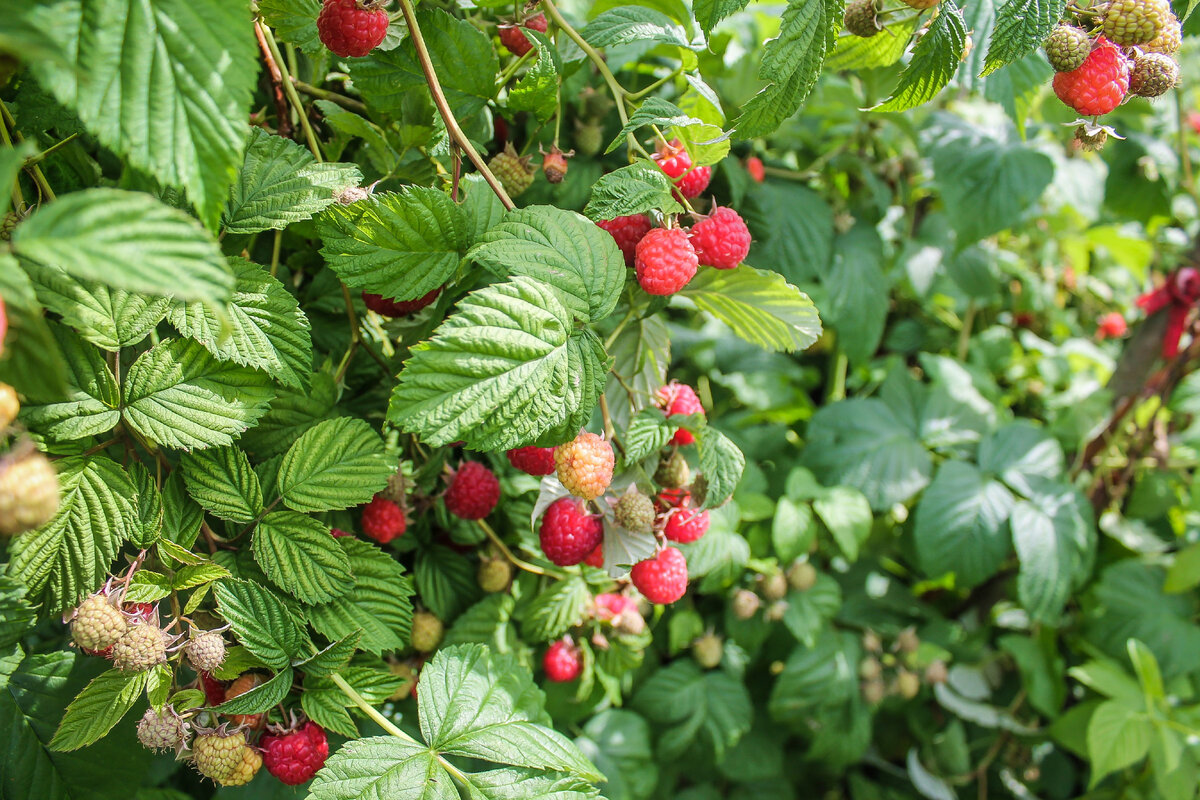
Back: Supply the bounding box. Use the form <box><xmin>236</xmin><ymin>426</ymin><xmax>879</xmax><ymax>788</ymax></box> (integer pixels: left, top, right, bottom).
<box><xmin>262</xmin><ymin>721</ymin><xmax>330</xmax><ymax>786</ymax></box>
<box><xmin>631</xmin><ymin>547</ymin><xmax>688</xmax><ymax>605</ymax></box>
<box><xmin>539</xmin><ymin>497</ymin><xmax>604</xmax><ymax>566</ymax></box>
<box><xmin>444</xmin><ymin>461</ymin><xmax>500</xmax><ymax>519</ymax></box>
<box><xmin>653</xmin><ymin>139</ymin><xmax>711</xmax><ymax>199</ymax></box>
<box><xmin>746</xmin><ymin>156</ymin><xmax>765</xmax><ymax>183</ymax></box>
<box><xmin>656</xmin><ymin>381</ymin><xmax>704</xmax><ymax>445</ymax></box>
<box><xmin>361</xmin><ymin>494</ymin><xmax>406</xmax><ymax>543</ymax></box>
<box><xmin>330</xmin><ymin>527</ymin><xmax>352</xmax><ymax>538</ymax></box>
<box><xmin>584</xmin><ymin>543</ymin><xmax>604</xmax><ymax>568</ymax></box>
<box><xmin>635</xmin><ymin>228</ymin><xmax>698</xmax><ymax>296</ymax></box>
<box><xmin>498</xmin><ymin>12</ymin><xmax>548</xmax><ymax>57</ymax></box>
<box><xmin>200</xmin><ymin>671</ymin><xmax>227</xmax><ymax>707</ymax></box>
<box><xmin>362</xmin><ymin>287</ymin><xmax>441</xmax><ymax>317</ymax></box>
<box><xmin>597</xmin><ymin>214</ymin><xmax>652</xmax><ymax>268</ymax></box>
<box><xmin>543</xmin><ymin>639</ymin><xmax>582</xmax><ymax>682</ymax></box>
<box><xmin>690</xmin><ymin>207</ymin><xmax>751</xmax><ymax>270</ymax></box>
<box><xmin>1097</xmin><ymin>311</ymin><xmax>1128</xmax><ymax>339</ymax></box>
<box><xmin>317</xmin><ymin>0</ymin><xmax>389</xmax><ymax>58</ymax></box>
<box><xmin>663</xmin><ymin>503</ymin><xmax>710</xmax><ymax>544</ymax></box>
<box><xmin>555</xmin><ymin>432</ymin><xmax>615</xmax><ymax>500</ymax></box>
<box><xmin>506</xmin><ymin>446</ymin><xmax>556</xmax><ymax>476</ymax></box>
<box><xmin>1052</xmin><ymin>38</ymin><xmax>1130</xmax><ymax>117</ymax></box>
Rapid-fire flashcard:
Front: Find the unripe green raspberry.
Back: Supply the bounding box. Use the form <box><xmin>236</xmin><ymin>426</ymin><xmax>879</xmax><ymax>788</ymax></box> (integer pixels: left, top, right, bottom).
<box><xmin>731</xmin><ymin>588</ymin><xmax>760</xmax><ymax>619</ymax></box>
<box><xmin>186</xmin><ymin>631</ymin><xmax>227</xmax><ymax>673</ymax></box>
<box><xmin>488</xmin><ymin>143</ymin><xmax>536</xmax><ymax>198</ymax></box>
<box><xmin>1043</xmin><ymin>25</ymin><xmax>1090</xmax><ymax>72</ymax></box>
<box><xmin>895</xmin><ymin>668</ymin><xmax>921</xmax><ymax>699</ymax></box>
<box><xmin>859</xmin><ymin>657</ymin><xmax>883</xmax><ymax>681</ymax></box>
<box><xmin>761</xmin><ymin>571</ymin><xmax>788</xmax><ymax>602</ymax></box>
<box><xmin>111</xmin><ymin>623</ymin><xmax>168</xmax><ymax>672</ymax></box>
<box><xmin>613</xmin><ymin>489</ymin><xmax>655</xmax><ymax>533</ymax></box>
<box><xmin>0</xmin><ymin>450</ymin><xmax>60</xmax><ymax>536</ymax></box>
<box><xmin>411</xmin><ymin>611</ymin><xmax>444</xmax><ymax>652</ymax></box>
<box><xmin>137</xmin><ymin>705</ymin><xmax>187</xmax><ymax>752</ymax></box>
<box><xmin>692</xmin><ymin>633</ymin><xmax>724</xmax><ymax>669</ymax></box>
<box><xmin>193</xmin><ymin>731</ymin><xmax>248</xmax><ymax>784</ymax></box>
<box><xmin>1102</xmin><ymin>0</ymin><xmax>1170</xmax><ymax>45</ymax></box>
<box><xmin>786</xmin><ymin>561</ymin><xmax>817</xmax><ymax>592</ymax></box>
<box><xmin>575</xmin><ymin>121</ymin><xmax>604</xmax><ymax>156</ymax></box>
<box><xmin>71</xmin><ymin>594</ymin><xmax>128</xmax><ymax>652</ymax></box>
<box><xmin>844</xmin><ymin>0</ymin><xmax>881</xmax><ymax>37</ymax></box>
<box><xmin>477</xmin><ymin>558</ymin><xmax>513</xmax><ymax>593</ymax></box>
<box><xmin>654</xmin><ymin>451</ymin><xmax>690</xmax><ymax>490</ymax></box>
<box><xmin>223</xmin><ymin>747</ymin><xmax>263</xmax><ymax>786</ymax></box>
<box><xmin>1129</xmin><ymin>51</ymin><xmax>1179</xmax><ymax>97</ymax></box>
<box><xmin>1073</xmin><ymin>124</ymin><xmax>1110</xmax><ymax>152</ymax></box>
<box><xmin>1143</xmin><ymin>15</ymin><xmax>1181</xmax><ymax>53</ymax></box>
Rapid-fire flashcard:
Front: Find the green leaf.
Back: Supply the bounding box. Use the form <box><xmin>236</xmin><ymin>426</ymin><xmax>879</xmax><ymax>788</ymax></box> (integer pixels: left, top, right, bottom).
<box><xmin>7</xmin><ymin>456</ymin><xmax>137</xmax><ymax>615</ymax></box>
<box><xmin>768</xmin><ymin>630</ymin><xmax>860</xmax><ymax>724</ymax></box>
<box><xmin>318</xmin><ymin>187</ymin><xmax>470</xmax><ymax>302</ymax></box>
<box><xmin>581</xmin><ymin>8</ymin><xmax>690</xmax><ymax>48</ymax></box>
<box><xmin>999</xmin><ymin>633</ymin><xmax>1066</xmax><ymax>716</ymax></box>
<box><xmin>632</xmin><ymin>660</ymin><xmax>752</xmax><ymax>760</ymax></box>
<box><xmin>608</xmin><ymin>97</ymin><xmax>707</xmax><ymax>154</ymax></box>
<box><xmin>213</xmin><ymin>579</ymin><xmax>307</xmax><ymax>669</ymax></box>
<box><xmin>168</xmin><ymin>258</ymin><xmax>312</xmax><ymax>390</ymax></box>
<box><xmin>773</xmin><ymin>498</ymin><xmax>817</xmax><ymax>562</ymax></box>
<box><xmin>162</xmin><ymin>470</ymin><xmax>204</xmax><ymax>548</ymax></box>
<box><xmin>0</xmin><ymin>575</ymin><xmax>36</xmax><ymax>651</ymax></box>
<box><xmin>913</xmin><ymin>462</ymin><xmax>1014</xmax><ymax>587</ymax></box>
<box><xmin>242</xmin><ymin>372</ymin><xmax>339</xmax><ymax>459</ymax></box>
<box><xmin>694</xmin><ymin>0</ymin><xmax>751</xmax><ymax>34</ymax></box>
<box><xmin>13</xmin><ymin>189</ymin><xmax>233</xmax><ymax>301</ymax></box>
<box><xmin>277</xmin><ymin>417</ymin><xmax>392</xmax><ymax>512</ymax></box>
<box><xmin>24</xmin><ymin>263</ymin><xmax>171</xmax><ymax>351</ymax></box>
<box><xmin>734</xmin><ymin>0</ymin><xmax>844</xmax><ymax>138</ymax></box>
<box><xmin>463</xmin><ymin>768</ymin><xmax>601</xmax><ymax>800</ymax></box>
<box><xmin>415</xmin><ymin>544</ymin><xmax>482</xmax><ymax>622</ymax></box>
<box><xmin>507</xmin><ymin>31</ymin><xmax>561</xmax><ymax>123</ymax></box>
<box><xmin>389</xmin><ymin>277</ymin><xmax>608</xmax><ymax>450</ymax></box>
<box><xmin>181</xmin><ymin>446</ymin><xmax>263</xmax><ymax>523</ymax></box>
<box><xmin>583</xmin><ymin>163</ymin><xmax>682</xmax><ymax>221</ymax></box>
<box><xmin>1126</xmin><ymin>639</ymin><xmax>1165</xmax><ymax>701</ymax></box>
<box><xmin>574</xmin><ymin>710</ymin><xmax>657</xmax><ymax>800</ymax></box>
<box><xmin>519</xmin><ymin>577</ymin><xmax>590</xmax><ymax>642</ymax></box>
<box><xmin>871</xmin><ymin>0</ymin><xmax>967</xmax><ymax>112</ymax></box>
<box><xmin>173</xmin><ymin>562</ymin><xmax>231</xmax><ymax>591</ymax></box>
<box><xmin>211</xmin><ymin>668</ymin><xmax>293</xmax><ymax>714</ymax></box>
<box><xmin>621</xmin><ymin>409</ymin><xmax>674</xmax><ymax>469</ymax></box>
<box><xmin>1012</xmin><ymin>481</ymin><xmax>1094</xmax><ymax>623</ymax></box>
<box><xmin>443</xmin><ymin>594</ymin><xmax>517</xmax><ymax>650</ymax></box>
<box><xmin>1164</xmin><ymin>541</ymin><xmax>1200</xmax><ymax>593</ymax></box>
<box><xmin>906</xmin><ymin>748</ymin><xmax>957</xmax><ymax>800</ymax></box>
<box><xmin>224</xmin><ymin>128</ymin><xmax>361</xmax><ymax>234</ymax></box>
<box><xmin>603</xmin><ymin>316</ymin><xmax>670</xmax><ymax>432</ymax></box>
<box><xmin>746</xmin><ymin>183</ymin><xmax>834</xmax><ymax>284</ymax></box>
<box><xmin>419</xmin><ymin>644</ymin><xmax>603</xmax><ymax>780</ymax></box>
<box><xmin>681</xmin><ymin>266</ymin><xmax>822</xmax><ymax>353</ymax></box>
<box><xmin>821</xmin><ymin>224</ymin><xmax>886</xmax><ymax>365</ymax></box>
<box><xmin>978</xmin><ymin>421</ymin><xmax>1065</xmax><ymax>496</ymax></box>
<box><xmin>468</xmin><ymin>206</ymin><xmax>626</xmax><ymax>323</ymax></box>
<box><xmin>0</xmin><ymin>255</ymin><xmax>69</xmax><ymax>398</ymax></box>
<box><xmin>26</xmin><ymin>0</ymin><xmax>256</xmax><ymax>226</ymax></box>
<box><xmin>19</xmin><ymin>323</ymin><xmax>120</xmax><ymax>441</ymax></box>
<box><xmin>308</xmin><ymin>737</ymin><xmax>458</xmax><ymax>800</ymax></box>
<box><xmin>258</xmin><ymin>0</ymin><xmax>322</xmax><ymax>52</ymax></box>
<box><xmin>461</xmin><ymin>175</ymin><xmax>509</xmax><ymax>246</ymax></box>
<box><xmin>49</xmin><ymin>669</ymin><xmax>147</xmax><ymax>751</ymax></box>
<box><xmin>781</xmin><ymin>574</ymin><xmax>841</xmax><ymax>646</ymax></box>
<box><xmin>349</xmin><ymin>8</ymin><xmax>496</xmax><ymax>120</ymax></box>
<box><xmin>307</xmin><ymin>539</ymin><xmax>415</xmax><ymax>654</ymax></box>
<box><xmin>812</xmin><ymin>486</ymin><xmax>872</xmax><ymax>562</ymax></box>
<box><xmin>825</xmin><ymin>16</ymin><xmax>920</xmax><ymax>70</ymax></box>
<box><xmin>297</xmin><ymin>631</ymin><xmax>363</xmax><ymax>678</ymax></box>
<box><xmin>600</xmin><ymin>517</ymin><xmax>659</xmax><ymax>576</ymax></box>
<box><xmin>1087</xmin><ymin>701</ymin><xmax>1152</xmax><ymax>786</ymax></box>
<box><xmin>252</xmin><ymin>511</ymin><xmax>354</xmax><ymax>604</ymax></box>
<box><xmin>122</xmin><ymin>338</ymin><xmax>276</xmax><ymax>451</ymax></box>
<box><xmin>981</xmin><ymin>0</ymin><xmax>1066</xmax><ymax>76</ymax></box>
<box><xmin>695</xmin><ymin>427</ymin><xmax>745</xmax><ymax>510</ymax></box>
<box><xmin>1069</xmin><ymin>659</ymin><xmax>1146</xmax><ymax>706</ymax></box>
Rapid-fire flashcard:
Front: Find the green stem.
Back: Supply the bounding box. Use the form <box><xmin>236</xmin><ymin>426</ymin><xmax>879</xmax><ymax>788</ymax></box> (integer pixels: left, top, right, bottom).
<box><xmin>257</xmin><ymin>22</ymin><xmax>323</xmax><ymax>161</ymax></box>
<box><xmin>269</xmin><ymin>229</ymin><xmax>283</xmax><ymax>277</ymax></box>
<box><xmin>397</xmin><ymin>0</ymin><xmax>515</xmax><ymax>209</ymax></box>
<box><xmin>330</xmin><ymin>674</ymin><xmax>420</xmax><ymax>742</ymax></box>
<box><xmin>957</xmin><ymin>300</ymin><xmax>977</xmax><ymax>361</ymax></box>
<box><xmin>827</xmin><ymin>347</ymin><xmax>848</xmax><ymax>403</ymax></box>
<box><xmin>334</xmin><ymin>283</ymin><xmax>361</xmax><ymax>385</ymax></box>
<box><xmin>626</xmin><ymin>66</ymin><xmax>683</xmax><ymax>101</ymax></box>
<box><xmin>24</xmin><ymin>133</ymin><xmax>79</xmax><ymax>167</ymax></box>
<box><xmin>477</xmin><ymin>518</ymin><xmax>567</xmax><ymax>578</ymax></box>
<box><xmin>0</xmin><ymin>101</ymin><xmax>55</xmax><ymax>201</ymax></box>
<box><xmin>293</xmin><ymin>80</ymin><xmax>368</xmax><ymax>114</ymax></box>
<box><xmin>496</xmin><ymin>49</ymin><xmax>535</xmax><ymax>86</ymax></box>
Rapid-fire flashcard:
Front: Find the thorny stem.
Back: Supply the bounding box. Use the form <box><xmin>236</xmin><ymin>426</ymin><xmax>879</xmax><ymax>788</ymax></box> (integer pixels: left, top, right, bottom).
<box><xmin>397</xmin><ymin>0</ymin><xmax>515</xmax><ymax>210</ymax></box>
<box><xmin>257</xmin><ymin>22</ymin><xmax>324</xmax><ymax>161</ymax></box>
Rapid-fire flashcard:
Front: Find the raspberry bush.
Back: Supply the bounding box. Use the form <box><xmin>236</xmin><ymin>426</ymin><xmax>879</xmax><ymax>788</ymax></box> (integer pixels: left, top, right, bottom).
<box><xmin>1</xmin><ymin>0</ymin><xmax>1200</xmax><ymax>797</ymax></box>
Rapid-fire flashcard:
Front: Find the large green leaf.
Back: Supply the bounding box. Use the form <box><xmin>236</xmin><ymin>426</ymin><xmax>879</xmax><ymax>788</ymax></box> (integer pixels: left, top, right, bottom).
<box><xmin>258</xmin><ymin>0</ymin><xmax>322</xmax><ymax>53</ymax></box>
<box><xmin>306</xmin><ymin>539</ymin><xmax>415</xmax><ymax>655</ymax></box>
<box><xmin>23</xmin><ymin>264</ymin><xmax>170</xmax><ymax>351</ymax></box>
<box><xmin>695</xmin><ymin>427</ymin><xmax>746</xmax><ymax>509</ymax></box>
<box><xmin>680</xmin><ymin>266</ymin><xmax>822</xmax><ymax>353</ymax></box>
<box><xmin>0</xmin><ymin>255</ymin><xmax>68</xmax><ymax>398</ymax></box>
<box><xmin>168</xmin><ymin>258</ymin><xmax>312</xmax><ymax>390</ymax></box>
<box><xmin>122</xmin><ymin>338</ymin><xmax>276</xmax><ymax>451</ymax></box>
<box><xmin>415</xmin><ymin>545</ymin><xmax>482</xmax><ymax>622</ymax></box>
<box><xmin>25</xmin><ymin>0</ymin><xmax>256</xmax><ymax>227</ymax></box>
<box><xmin>604</xmin><ymin>316</ymin><xmax>670</xmax><ymax>432</ymax></box>
<box><xmin>581</xmin><ymin>7</ymin><xmax>690</xmax><ymax>48</ymax></box>
<box><xmin>7</xmin><ymin>456</ymin><xmax>137</xmax><ymax>615</ymax></box>
<box><xmin>745</xmin><ymin>182</ymin><xmax>835</xmax><ymax>284</ymax></box>
<box><xmin>820</xmin><ymin>223</ymin><xmax>886</xmax><ymax>364</ymax></box>
<box><xmin>224</xmin><ymin>128</ymin><xmax>361</xmax><ymax>233</ymax></box>
<box><xmin>871</xmin><ymin>0</ymin><xmax>967</xmax><ymax>112</ymax></box>
<box><xmin>48</xmin><ymin>669</ymin><xmax>147</xmax><ymax>751</ymax></box>
<box><xmin>978</xmin><ymin>421</ymin><xmax>1065</xmax><ymax>496</ymax></box>
<box><xmin>631</xmin><ymin>660</ymin><xmax>752</xmax><ymax>760</ymax></box>
<box><xmin>1012</xmin><ymin>480</ymin><xmax>1094</xmax><ymax>623</ymax></box>
<box><xmin>180</xmin><ymin>447</ymin><xmax>264</xmax><ymax>523</ymax></box>
<box><xmin>419</xmin><ymin>644</ymin><xmax>602</xmax><ymax>780</ymax></box>
<box><xmin>913</xmin><ymin>462</ymin><xmax>1015</xmax><ymax>587</ymax></box>
<box><xmin>693</xmin><ymin>0</ymin><xmax>751</xmax><ymax>34</ymax></box>
<box><xmin>213</xmin><ymin>579</ymin><xmax>308</xmax><ymax>669</ymax></box>
<box><xmin>507</xmin><ymin>31</ymin><xmax>561</xmax><ymax>123</ymax></box>
<box><xmin>308</xmin><ymin>737</ymin><xmax>455</xmax><ymax>800</ymax></box>
<box><xmin>276</xmin><ymin>418</ymin><xmax>392</xmax><ymax>512</ymax></box>
<box><xmin>768</xmin><ymin>630</ymin><xmax>860</xmax><ymax>725</ymax></box>
<box><xmin>252</xmin><ymin>511</ymin><xmax>354</xmax><ymax>604</ymax></box>
<box><xmin>389</xmin><ymin>277</ymin><xmax>608</xmax><ymax>450</ymax></box>
<box><xmin>519</xmin><ymin>578</ymin><xmax>590</xmax><ymax>643</ymax></box>
<box><xmin>0</xmin><ymin>575</ymin><xmax>36</xmax><ymax>652</ymax></box>
<box><xmin>319</xmin><ymin>187</ymin><xmax>470</xmax><ymax>303</ymax></box>
<box><xmin>469</xmin><ymin>207</ymin><xmax>626</xmax><ymax>323</ymax></box>
<box><xmin>583</xmin><ymin>163</ymin><xmax>682</xmax><ymax>221</ymax></box>
<box><xmin>981</xmin><ymin>0</ymin><xmax>1067</xmax><ymax>76</ymax></box>
<box><xmin>574</xmin><ymin>710</ymin><xmax>658</xmax><ymax>800</ymax></box>
<box><xmin>12</xmin><ymin>189</ymin><xmax>233</xmax><ymax>301</ymax></box>
<box><xmin>1087</xmin><ymin>701</ymin><xmax>1152</xmax><ymax>786</ymax></box>
<box><xmin>19</xmin><ymin>323</ymin><xmax>120</xmax><ymax>442</ymax></box>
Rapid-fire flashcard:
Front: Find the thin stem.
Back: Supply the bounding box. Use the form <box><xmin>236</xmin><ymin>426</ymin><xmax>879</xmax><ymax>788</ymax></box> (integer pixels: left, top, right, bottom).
<box><xmin>827</xmin><ymin>347</ymin><xmax>848</xmax><ymax>403</ymax></box>
<box><xmin>476</xmin><ymin>518</ymin><xmax>560</xmax><ymax>578</ymax></box>
<box><xmin>626</xmin><ymin>66</ymin><xmax>682</xmax><ymax>101</ymax></box>
<box><xmin>0</xmin><ymin>115</ymin><xmax>24</xmax><ymax>213</ymax></box>
<box><xmin>293</xmin><ymin>80</ymin><xmax>368</xmax><ymax>114</ymax></box>
<box><xmin>397</xmin><ymin>0</ymin><xmax>514</xmax><ymax>210</ymax></box>
<box><xmin>334</xmin><ymin>284</ymin><xmax>362</xmax><ymax>385</ymax></box>
<box><xmin>1176</xmin><ymin>89</ymin><xmax>1194</xmax><ymax>195</ymax></box>
<box><xmin>958</xmin><ymin>300</ymin><xmax>977</xmax><ymax>361</ymax></box>
<box><xmin>1</xmin><ymin>102</ymin><xmax>55</xmax><ymax>201</ymax></box>
<box><xmin>24</xmin><ymin>133</ymin><xmax>79</xmax><ymax>167</ymax></box>
<box><xmin>599</xmin><ymin>394</ymin><xmax>618</xmax><ymax>447</ymax></box>
<box><xmin>269</xmin><ymin>229</ymin><xmax>283</xmax><ymax>277</ymax></box>
<box><xmin>257</xmin><ymin>22</ymin><xmax>323</xmax><ymax>161</ymax></box>
<box><xmin>496</xmin><ymin>49</ymin><xmax>535</xmax><ymax>86</ymax></box>
<box><xmin>330</xmin><ymin>674</ymin><xmax>421</xmax><ymax>742</ymax></box>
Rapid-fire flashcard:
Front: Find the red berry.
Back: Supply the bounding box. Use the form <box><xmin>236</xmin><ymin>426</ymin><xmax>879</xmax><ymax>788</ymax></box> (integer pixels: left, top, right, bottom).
<box><xmin>317</xmin><ymin>0</ymin><xmax>389</xmax><ymax>58</ymax></box>
<box><xmin>361</xmin><ymin>494</ymin><xmax>406</xmax><ymax>543</ymax></box>
<box><xmin>593</xmin><ymin>593</ymin><xmax>636</xmax><ymax>619</ymax></box>
<box><xmin>330</xmin><ymin>528</ymin><xmax>352</xmax><ymax>538</ymax></box>
<box><xmin>653</xmin><ymin>139</ymin><xmax>712</xmax><ymax>199</ymax></box>
<box><xmin>631</xmin><ymin>547</ymin><xmax>688</xmax><ymax>605</ymax></box>
<box><xmin>1052</xmin><ymin>38</ymin><xmax>1130</xmax><ymax>117</ymax></box>
<box><xmin>539</xmin><ymin>497</ymin><xmax>604</xmax><ymax>566</ymax></box>
<box><xmin>498</xmin><ymin>12</ymin><xmax>548</xmax><ymax>57</ymax></box>
<box><xmin>583</xmin><ymin>543</ymin><xmax>604</xmax><ymax>568</ymax></box>
<box><xmin>543</xmin><ymin>639</ymin><xmax>582</xmax><ymax>682</ymax></box>
<box><xmin>444</xmin><ymin>461</ymin><xmax>500</xmax><ymax>520</ymax></box>
<box><xmin>1097</xmin><ymin>312</ymin><xmax>1128</xmax><ymax>339</ymax></box>
<box><xmin>200</xmin><ymin>671</ymin><xmax>228</xmax><ymax>707</ymax></box>
<box><xmin>506</xmin><ymin>446</ymin><xmax>556</xmax><ymax>476</ymax></box>
<box><xmin>635</xmin><ymin>228</ymin><xmax>698</xmax><ymax>296</ymax></box>
<box><xmin>362</xmin><ymin>287</ymin><xmax>442</xmax><ymax>317</ymax></box>
<box><xmin>746</xmin><ymin>156</ymin><xmax>765</xmax><ymax>183</ymax></box>
<box><xmin>663</xmin><ymin>503</ymin><xmax>710</xmax><ymax>544</ymax></box>
<box><xmin>262</xmin><ymin>721</ymin><xmax>330</xmax><ymax>786</ymax></box>
<box><xmin>655</xmin><ymin>381</ymin><xmax>704</xmax><ymax>445</ymax></box>
<box><xmin>597</xmin><ymin>214</ymin><xmax>653</xmax><ymax>268</ymax></box>
<box><xmin>690</xmin><ymin>207</ymin><xmax>751</xmax><ymax>270</ymax></box>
